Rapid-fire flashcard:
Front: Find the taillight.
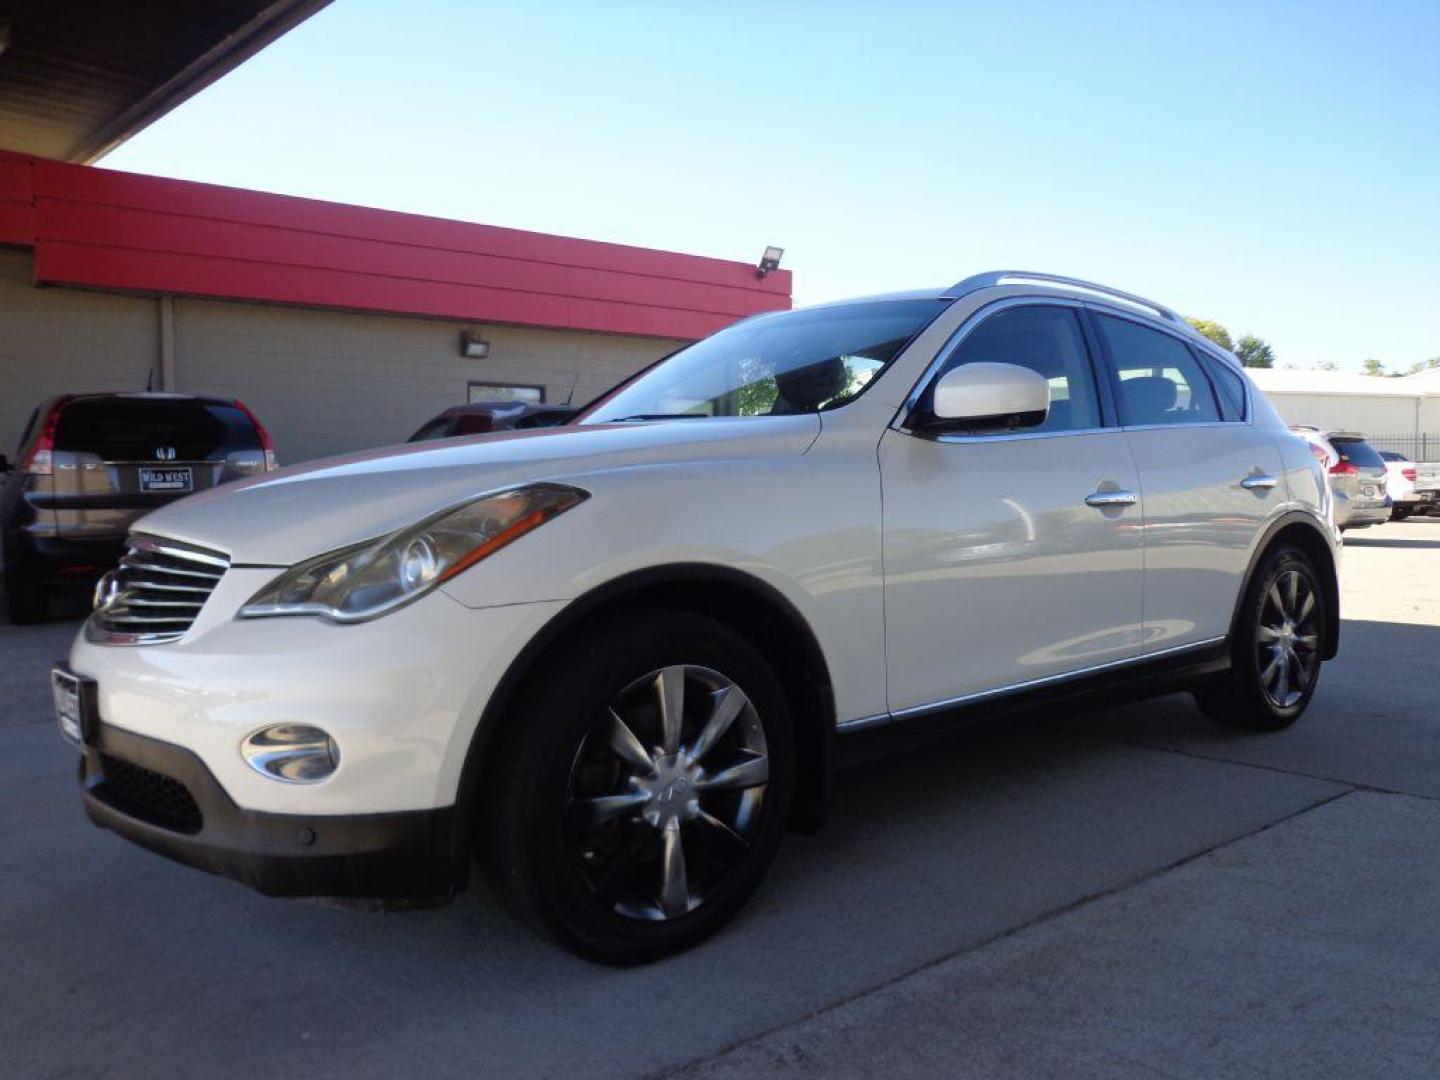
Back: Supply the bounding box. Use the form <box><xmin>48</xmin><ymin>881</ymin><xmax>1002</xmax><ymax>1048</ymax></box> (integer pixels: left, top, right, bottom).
<box><xmin>1330</xmin><ymin>461</ymin><xmax>1359</xmax><ymax>475</ymax></box>
<box><xmin>19</xmin><ymin>402</ymin><xmax>60</xmax><ymax>475</ymax></box>
<box><xmin>1307</xmin><ymin>443</ymin><xmax>1330</xmax><ymax>467</ymax></box>
<box><xmin>235</xmin><ymin>400</ymin><xmax>278</xmax><ymax>471</ymax></box>
<box><xmin>1404</xmin><ymin>467</ymin><xmax>1417</xmax><ymax>482</ymax></box>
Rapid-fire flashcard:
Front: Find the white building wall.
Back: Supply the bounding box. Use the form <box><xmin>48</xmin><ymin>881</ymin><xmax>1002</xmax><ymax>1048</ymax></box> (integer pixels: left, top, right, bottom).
<box><xmin>1253</xmin><ymin>390</ymin><xmax>1419</xmax><ymax>436</ymax></box>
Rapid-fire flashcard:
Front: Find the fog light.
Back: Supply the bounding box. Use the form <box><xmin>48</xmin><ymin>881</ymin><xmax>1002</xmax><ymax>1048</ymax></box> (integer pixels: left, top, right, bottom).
<box><xmin>241</xmin><ymin>724</ymin><xmax>339</xmax><ymax>783</ymax></box>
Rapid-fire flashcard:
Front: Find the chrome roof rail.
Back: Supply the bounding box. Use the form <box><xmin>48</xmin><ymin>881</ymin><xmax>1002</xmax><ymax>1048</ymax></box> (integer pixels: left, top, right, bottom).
<box><xmin>943</xmin><ymin>271</ymin><xmax>1185</xmax><ymax>327</ymax></box>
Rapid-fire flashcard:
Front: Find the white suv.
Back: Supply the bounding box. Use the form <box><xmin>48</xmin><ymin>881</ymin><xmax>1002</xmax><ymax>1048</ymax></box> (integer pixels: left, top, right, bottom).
<box><xmin>55</xmin><ymin>272</ymin><xmax>1339</xmax><ymax>962</ymax></box>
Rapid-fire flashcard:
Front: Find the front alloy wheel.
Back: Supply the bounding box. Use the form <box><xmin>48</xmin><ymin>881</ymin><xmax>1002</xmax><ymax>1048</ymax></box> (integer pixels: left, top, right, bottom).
<box><xmin>567</xmin><ymin>665</ymin><xmax>771</xmax><ymax>921</ymax></box>
<box><xmin>485</xmin><ymin>609</ymin><xmax>793</xmax><ymax>963</ymax></box>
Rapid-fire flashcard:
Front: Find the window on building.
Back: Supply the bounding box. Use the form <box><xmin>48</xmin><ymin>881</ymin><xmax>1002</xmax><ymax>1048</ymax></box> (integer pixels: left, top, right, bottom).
<box><xmin>468</xmin><ymin>382</ymin><xmax>545</xmax><ymax>405</ymax></box>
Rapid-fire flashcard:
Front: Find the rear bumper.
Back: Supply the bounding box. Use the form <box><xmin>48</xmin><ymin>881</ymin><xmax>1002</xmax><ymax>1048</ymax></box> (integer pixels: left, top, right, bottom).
<box><xmin>80</xmin><ymin>723</ymin><xmax>462</xmax><ymax>900</ymax></box>
<box><xmin>1334</xmin><ymin>497</ymin><xmax>1390</xmax><ymax>529</ymax></box>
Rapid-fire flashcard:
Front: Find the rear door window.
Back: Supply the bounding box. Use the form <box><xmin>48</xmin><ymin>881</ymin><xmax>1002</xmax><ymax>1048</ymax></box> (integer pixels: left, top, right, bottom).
<box><xmin>54</xmin><ymin>399</ymin><xmax>260</xmax><ymax>461</ymax></box>
<box><xmin>1332</xmin><ymin>439</ymin><xmax>1385</xmax><ymax>470</ymax></box>
<box><xmin>1095</xmin><ymin>314</ymin><xmax>1222</xmax><ymax>426</ymax></box>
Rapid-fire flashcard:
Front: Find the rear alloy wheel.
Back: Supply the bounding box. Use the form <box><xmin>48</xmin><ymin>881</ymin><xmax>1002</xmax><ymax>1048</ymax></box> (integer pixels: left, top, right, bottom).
<box><xmin>1195</xmin><ymin>546</ymin><xmax>1326</xmax><ymax>730</ymax></box>
<box><xmin>485</xmin><ymin>610</ymin><xmax>793</xmax><ymax>963</ymax></box>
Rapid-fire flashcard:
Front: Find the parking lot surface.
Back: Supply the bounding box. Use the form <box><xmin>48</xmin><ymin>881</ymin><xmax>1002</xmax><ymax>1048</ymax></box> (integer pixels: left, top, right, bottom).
<box><xmin>3</xmin><ymin>523</ymin><xmax>1438</xmax><ymax>1078</ymax></box>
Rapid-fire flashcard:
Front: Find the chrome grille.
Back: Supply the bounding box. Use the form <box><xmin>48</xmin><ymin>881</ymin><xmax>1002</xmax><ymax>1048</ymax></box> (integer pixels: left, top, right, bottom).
<box><xmin>87</xmin><ymin>535</ymin><xmax>229</xmax><ymax>645</ymax></box>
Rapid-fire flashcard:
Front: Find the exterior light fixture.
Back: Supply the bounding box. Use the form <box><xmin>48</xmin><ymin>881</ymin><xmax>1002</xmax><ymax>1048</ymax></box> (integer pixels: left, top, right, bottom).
<box><xmin>756</xmin><ymin>246</ymin><xmax>784</xmax><ymax>279</ymax></box>
<box><xmin>459</xmin><ymin>330</ymin><xmax>490</xmax><ymax>359</ymax></box>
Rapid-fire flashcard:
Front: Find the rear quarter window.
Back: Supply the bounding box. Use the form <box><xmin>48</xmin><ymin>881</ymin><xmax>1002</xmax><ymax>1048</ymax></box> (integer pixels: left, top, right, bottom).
<box><xmin>54</xmin><ymin>399</ymin><xmax>260</xmax><ymax>460</ymax></box>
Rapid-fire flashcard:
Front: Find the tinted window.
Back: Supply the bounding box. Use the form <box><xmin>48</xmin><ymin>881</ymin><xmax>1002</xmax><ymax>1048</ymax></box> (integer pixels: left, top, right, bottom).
<box><xmin>582</xmin><ymin>300</ymin><xmax>945</xmax><ymax>421</ymax></box>
<box><xmin>1332</xmin><ymin>438</ymin><xmax>1385</xmax><ymax>470</ymax></box>
<box><xmin>54</xmin><ymin>399</ymin><xmax>260</xmax><ymax>460</ymax></box>
<box><xmin>409</xmin><ymin>417</ymin><xmax>457</xmax><ymax>442</ymax></box>
<box><xmin>937</xmin><ymin>305</ymin><xmax>1101</xmax><ymax>433</ymax></box>
<box><xmin>1192</xmin><ymin>348</ymin><xmax>1247</xmax><ymax>421</ymax></box>
<box><xmin>1096</xmin><ymin>314</ymin><xmax>1221</xmax><ymax>425</ymax></box>
<box><xmin>1380</xmin><ymin>450</ymin><xmax>1409</xmax><ymax>462</ymax></box>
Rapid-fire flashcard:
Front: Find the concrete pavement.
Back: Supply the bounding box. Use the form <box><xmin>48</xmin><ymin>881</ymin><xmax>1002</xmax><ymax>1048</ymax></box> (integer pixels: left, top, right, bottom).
<box><xmin>2</xmin><ymin>522</ymin><xmax>1438</xmax><ymax>1079</ymax></box>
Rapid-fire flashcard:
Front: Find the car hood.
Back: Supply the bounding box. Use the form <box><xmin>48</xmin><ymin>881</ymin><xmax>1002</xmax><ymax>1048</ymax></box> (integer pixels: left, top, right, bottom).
<box><xmin>131</xmin><ymin>417</ymin><xmax>821</xmax><ymax>565</ymax></box>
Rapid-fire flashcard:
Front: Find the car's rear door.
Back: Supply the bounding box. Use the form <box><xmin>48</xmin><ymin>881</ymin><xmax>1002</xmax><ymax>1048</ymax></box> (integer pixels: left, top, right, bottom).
<box><xmin>1089</xmin><ymin>309</ymin><xmax>1285</xmax><ymax>654</ymax></box>
<box><xmin>878</xmin><ymin>300</ymin><xmax>1145</xmax><ymax>715</ymax></box>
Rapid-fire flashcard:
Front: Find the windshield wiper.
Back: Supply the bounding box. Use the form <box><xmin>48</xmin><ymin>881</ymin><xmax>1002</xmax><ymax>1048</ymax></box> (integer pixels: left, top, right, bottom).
<box><xmin>607</xmin><ymin>413</ymin><xmax>710</xmax><ymax>422</ymax></box>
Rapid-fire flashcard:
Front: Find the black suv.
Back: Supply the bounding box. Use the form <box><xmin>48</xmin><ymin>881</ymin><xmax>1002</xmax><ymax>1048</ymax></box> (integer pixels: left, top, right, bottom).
<box><xmin>1</xmin><ymin>393</ymin><xmax>277</xmax><ymax>623</ymax></box>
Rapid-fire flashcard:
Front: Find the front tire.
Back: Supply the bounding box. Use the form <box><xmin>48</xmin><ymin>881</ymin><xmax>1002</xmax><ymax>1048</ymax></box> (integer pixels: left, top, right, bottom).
<box><xmin>484</xmin><ymin>609</ymin><xmax>794</xmax><ymax>964</ymax></box>
<box><xmin>1194</xmin><ymin>545</ymin><xmax>1327</xmax><ymax>731</ymax></box>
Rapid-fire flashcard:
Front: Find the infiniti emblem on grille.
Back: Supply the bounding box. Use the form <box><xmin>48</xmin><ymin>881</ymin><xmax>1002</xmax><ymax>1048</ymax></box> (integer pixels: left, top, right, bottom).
<box><xmin>154</xmin><ymin>446</ymin><xmax>176</xmax><ymax>460</ymax></box>
<box><xmin>93</xmin><ymin>571</ymin><xmax>122</xmax><ymax>612</ymax></box>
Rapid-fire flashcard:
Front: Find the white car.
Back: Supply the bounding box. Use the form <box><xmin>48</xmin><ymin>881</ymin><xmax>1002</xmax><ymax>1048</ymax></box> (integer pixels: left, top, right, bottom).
<box><xmin>1379</xmin><ymin>451</ymin><xmax>1421</xmax><ymax>520</ymax></box>
<box><xmin>56</xmin><ymin>272</ymin><xmax>1340</xmax><ymax>962</ymax></box>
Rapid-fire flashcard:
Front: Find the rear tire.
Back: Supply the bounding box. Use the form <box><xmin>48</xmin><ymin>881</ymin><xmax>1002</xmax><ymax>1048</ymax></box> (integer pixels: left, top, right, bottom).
<box><xmin>1391</xmin><ymin>507</ymin><xmax>1413</xmax><ymax>521</ymax></box>
<box><xmin>1194</xmin><ymin>545</ymin><xmax>1326</xmax><ymax>731</ymax></box>
<box><xmin>2</xmin><ymin>558</ymin><xmax>47</xmax><ymax>624</ymax></box>
<box><xmin>483</xmin><ymin>608</ymin><xmax>794</xmax><ymax>964</ymax></box>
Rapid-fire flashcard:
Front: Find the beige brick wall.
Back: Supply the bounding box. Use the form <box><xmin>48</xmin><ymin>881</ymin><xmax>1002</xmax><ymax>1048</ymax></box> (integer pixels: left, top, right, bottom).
<box><xmin>0</xmin><ymin>249</ymin><xmax>159</xmax><ymax>456</ymax></box>
<box><xmin>0</xmin><ymin>247</ymin><xmax>686</xmax><ymax>465</ymax></box>
<box><xmin>173</xmin><ymin>298</ymin><xmax>684</xmax><ymax>463</ymax></box>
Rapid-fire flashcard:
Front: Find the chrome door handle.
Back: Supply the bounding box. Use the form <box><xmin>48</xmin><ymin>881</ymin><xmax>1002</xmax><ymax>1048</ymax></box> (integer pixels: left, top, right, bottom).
<box><xmin>1241</xmin><ymin>474</ymin><xmax>1279</xmax><ymax>490</ymax></box>
<box><xmin>1085</xmin><ymin>490</ymin><xmax>1138</xmax><ymax>508</ymax></box>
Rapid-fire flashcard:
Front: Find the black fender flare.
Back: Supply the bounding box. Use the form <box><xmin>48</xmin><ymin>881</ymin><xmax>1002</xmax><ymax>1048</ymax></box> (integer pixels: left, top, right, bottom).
<box><xmin>1228</xmin><ymin>510</ymin><xmax>1340</xmax><ymax>661</ymax></box>
<box><xmin>444</xmin><ymin>563</ymin><xmax>839</xmax><ymax>887</ymax></box>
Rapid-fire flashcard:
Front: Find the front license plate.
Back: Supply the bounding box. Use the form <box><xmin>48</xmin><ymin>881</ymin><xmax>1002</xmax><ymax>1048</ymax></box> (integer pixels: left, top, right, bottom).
<box><xmin>52</xmin><ymin>666</ymin><xmax>97</xmax><ymax>747</ymax></box>
<box><xmin>140</xmin><ymin>466</ymin><xmax>193</xmax><ymax>493</ymax></box>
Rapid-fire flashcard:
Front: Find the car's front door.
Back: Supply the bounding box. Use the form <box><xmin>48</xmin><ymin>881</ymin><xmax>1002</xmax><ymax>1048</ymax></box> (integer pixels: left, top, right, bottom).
<box><xmin>1089</xmin><ymin>309</ymin><xmax>1286</xmax><ymax>653</ymax></box>
<box><xmin>878</xmin><ymin>301</ymin><xmax>1145</xmax><ymax>716</ymax></box>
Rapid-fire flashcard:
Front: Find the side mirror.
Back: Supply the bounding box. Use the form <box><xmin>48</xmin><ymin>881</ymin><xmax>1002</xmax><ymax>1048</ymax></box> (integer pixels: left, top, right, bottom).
<box><xmin>927</xmin><ymin>362</ymin><xmax>1050</xmax><ymax>432</ymax></box>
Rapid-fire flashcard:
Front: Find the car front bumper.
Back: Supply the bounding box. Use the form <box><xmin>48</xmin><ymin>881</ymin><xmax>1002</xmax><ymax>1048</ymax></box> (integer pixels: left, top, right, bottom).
<box><xmin>66</xmin><ymin>575</ymin><xmax>565</xmax><ymax>897</ymax></box>
<box><xmin>68</xmin><ymin>570</ymin><xmax>562</xmax><ymax>817</ymax></box>
<box><xmin>80</xmin><ymin>723</ymin><xmax>460</xmax><ymax>899</ymax></box>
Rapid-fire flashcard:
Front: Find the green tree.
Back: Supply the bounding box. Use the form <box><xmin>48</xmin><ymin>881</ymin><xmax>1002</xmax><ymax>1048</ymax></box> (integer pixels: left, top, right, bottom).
<box><xmin>1362</xmin><ymin>358</ymin><xmax>1386</xmax><ymax>376</ymax></box>
<box><xmin>1404</xmin><ymin>357</ymin><xmax>1440</xmax><ymax>375</ymax></box>
<box><xmin>1186</xmin><ymin>317</ymin><xmax>1234</xmax><ymax>352</ymax></box>
<box><xmin>1234</xmin><ymin>334</ymin><xmax>1276</xmax><ymax>368</ymax></box>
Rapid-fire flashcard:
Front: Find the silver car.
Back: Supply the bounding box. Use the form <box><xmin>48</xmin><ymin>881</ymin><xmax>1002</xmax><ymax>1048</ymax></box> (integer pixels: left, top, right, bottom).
<box><xmin>1292</xmin><ymin>427</ymin><xmax>1390</xmax><ymax>530</ymax></box>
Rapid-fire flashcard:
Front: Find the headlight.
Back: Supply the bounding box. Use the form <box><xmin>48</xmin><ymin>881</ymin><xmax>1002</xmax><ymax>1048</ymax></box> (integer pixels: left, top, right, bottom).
<box><xmin>239</xmin><ymin>483</ymin><xmax>587</xmax><ymax>622</ymax></box>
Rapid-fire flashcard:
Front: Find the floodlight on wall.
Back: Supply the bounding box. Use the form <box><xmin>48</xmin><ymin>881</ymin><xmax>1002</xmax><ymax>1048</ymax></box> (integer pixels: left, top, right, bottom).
<box><xmin>459</xmin><ymin>331</ymin><xmax>490</xmax><ymax>359</ymax></box>
<box><xmin>756</xmin><ymin>246</ymin><xmax>784</xmax><ymax>279</ymax></box>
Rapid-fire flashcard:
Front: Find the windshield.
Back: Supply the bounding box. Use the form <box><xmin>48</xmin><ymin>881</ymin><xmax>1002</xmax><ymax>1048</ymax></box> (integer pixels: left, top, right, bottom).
<box><xmin>581</xmin><ymin>299</ymin><xmax>945</xmax><ymax>423</ymax></box>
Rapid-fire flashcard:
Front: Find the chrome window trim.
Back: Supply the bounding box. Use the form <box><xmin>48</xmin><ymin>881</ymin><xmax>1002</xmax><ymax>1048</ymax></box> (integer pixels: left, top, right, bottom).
<box><xmin>926</xmin><ymin>426</ymin><xmax>1117</xmax><ymax>446</ymax></box>
<box><xmin>837</xmin><ymin>636</ymin><xmax>1227</xmax><ymax>730</ymax></box>
<box><xmin>1120</xmin><ymin>420</ymin><xmax>1256</xmax><ymax>432</ymax></box>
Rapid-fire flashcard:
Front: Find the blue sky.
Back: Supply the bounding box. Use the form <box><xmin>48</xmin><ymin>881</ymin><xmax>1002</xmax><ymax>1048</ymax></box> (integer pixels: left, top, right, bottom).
<box><xmin>104</xmin><ymin>1</ymin><xmax>1440</xmax><ymax>371</ymax></box>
